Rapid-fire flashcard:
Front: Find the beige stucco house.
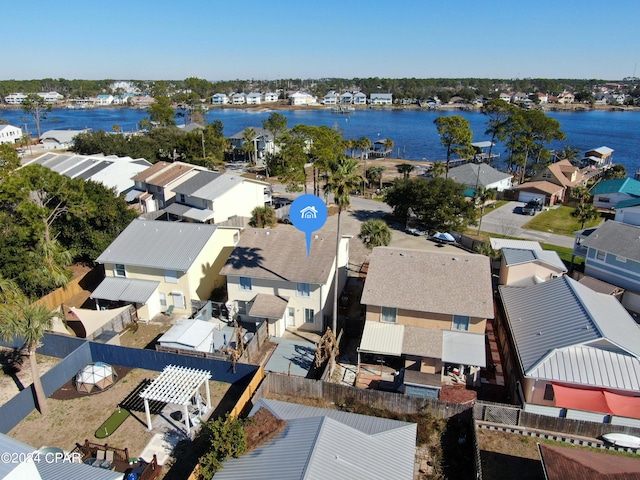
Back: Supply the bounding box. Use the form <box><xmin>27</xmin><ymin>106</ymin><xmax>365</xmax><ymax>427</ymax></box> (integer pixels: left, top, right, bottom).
<box><xmin>219</xmin><ymin>227</ymin><xmax>349</xmax><ymax>337</ymax></box>
<box><xmin>92</xmin><ymin>220</ymin><xmax>241</xmax><ymax>320</ymax></box>
<box><xmin>498</xmin><ymin>248</ymin><xmax>567</xmax><ymax>286</ymax></box>
<box><xmin>359</xmin><ymin>248</ymin><xmax>493</xmax><ymax>396</ymax></box>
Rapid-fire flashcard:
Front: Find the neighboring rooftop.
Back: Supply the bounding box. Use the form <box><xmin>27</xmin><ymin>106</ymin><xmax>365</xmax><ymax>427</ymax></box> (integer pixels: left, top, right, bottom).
<box><xmin>171</xmin><ymin>170</ymin><xmax>266</xmax><ymax>200</ymax></box>
<box><xmin>502</xmin><ymin>248</ymin><xmax>567</xmax><ymax>271</ymax></box>
<box><xmin>590</xmin><ymin>177</ymin><xmax>640</xmax><ymax>196</ymax></box>
<box><xmin>213</xmin><ymin>398</ymin><xmax>416</xmax><ymax>480</ymax></box>
<box><xmin>490</xmin><ymin>238</ymin><xmax>542</xmax><ymax>251</ymax></box>
<box><xmin>581</xmin><ymin>220</ymin><xmax>640</xmax><ymax>262</ymax></box>
<box><xmin>219</xmin><ymin>227</ymin><xmax>340</xmax><ymax>285</ymax></box>
<box><xmin>446</xmin><ymin>162</ymin><xmax>513</xmax><ymax>187</ymax></box>
<box><xmin>499</xmin><ymin>275</ymin><xmax>640</xmax><ymax>375</ymax></box>
<box><xmin>360</xmin><ymin>248</ymin><xmax>494</xmax><ymax>319</ymax></box>
<box><xmin>539</xmin><ymin>443</ymin><xmax>640</xmax><ymax>480</ymax></box>
<box><xmin>96</xmin><ymin>219</ymin><xmax>219</xmax><ymax>270</ymax></box>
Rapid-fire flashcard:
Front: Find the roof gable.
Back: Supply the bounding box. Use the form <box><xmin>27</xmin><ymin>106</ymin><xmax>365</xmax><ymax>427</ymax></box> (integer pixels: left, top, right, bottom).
<box><xmin>582</xmin><ymin>220</ymin><xmax>640</xmax><ymax>261</ymax></box>
<box><xmin>219</xmin><ymin>227</ymin><xmax>339</xmax><ymax>284</ymax></box>
<box><xmin>96</xmin><ymin>220</ymin><xmax>218</xmax><ymax>270</ymax></box>
<box><xmin>360</xmin><ymin>248</ymin><xmax>493</xmax><ymax>318</ymax></box>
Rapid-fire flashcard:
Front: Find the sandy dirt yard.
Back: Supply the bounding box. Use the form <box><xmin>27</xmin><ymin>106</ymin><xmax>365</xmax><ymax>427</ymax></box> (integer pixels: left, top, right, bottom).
<box><xmin>7</xmin><ymin>367</ymin><xmax>230</xmax><ymax>457</ymax></box>
<box><xmin>0</xmin><ymin>348</ymin><xmax>61</xmax><ymax>406</ymax></box>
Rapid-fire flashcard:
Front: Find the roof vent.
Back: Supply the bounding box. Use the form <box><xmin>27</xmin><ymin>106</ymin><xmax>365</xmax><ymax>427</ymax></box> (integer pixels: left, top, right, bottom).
<box><xmin>537</xmin><ymin>331</ymin><xmax>542</xmax><ymax>336</ymax></box>
<box><xmin>266</xmin><ymin>231</ymin><xmax>270</xmax><ymax>235</ymax></box>
<box><xmin>452</xmin><ymin>257</ymin><xmax>458</xmax><ymax>261</ymax></box>
<box><xmin>399</xmin><ymin>253</ymin><xmax>405</xmax><ymax>257</ymax></box>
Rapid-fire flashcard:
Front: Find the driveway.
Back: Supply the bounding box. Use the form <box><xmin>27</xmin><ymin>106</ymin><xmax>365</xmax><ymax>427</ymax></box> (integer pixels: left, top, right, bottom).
<box><xmin>480</xmin><ymin>201</ymin><xmax>576</xmax><ymax>248</ymax></box>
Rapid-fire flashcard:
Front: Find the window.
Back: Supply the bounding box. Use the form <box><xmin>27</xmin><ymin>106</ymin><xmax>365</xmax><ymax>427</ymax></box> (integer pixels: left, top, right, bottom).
<box><xmin>453</xmin><ymin>315</ymin><xmax>470</xmax><ymax>331</ymax></box>
<box><xmin>296</xmin><ymin>282</ymin><xmax>310</xmax><ymax>297</ymax></box>
<box><xmin>304</xmin><ymin>308</ymin><xmax>315</xmax><ymax>323</ymax></box>
<box><xmin>616</xmin><ymin>256</ymin><xmax>627</xmax><ymax>263</ymax></box>
<box><xmin>598</xmin><ymin>197</ymin><xmax>610</xmax><ymax>203</ymax></box>
<box><xmin>164</xmin><ymin>270</ymin><xmax>178</xmax><ymax>284</ymax></box>
<box><xmin>179</xmin><ymin>193</ymin><xmax>186</xmax><ymax>203</ymax></box>
<box><xmin>596</xmin><ymin>250</ymin><xmax>606</xmax><ymax>261</ymax></box>
<box><xmin>381</xmin><ymin>307</ymin><xmax>397</xmax><ymax>323</ymax></box>
<box><xmin>114</xmin><ymin>264</ymin><xmax>126</xmax><ymax>278</ymax></box>
<box><xmin>159</xmin><ymin>293</ymin><xmax>167</xmax><ymax>309</ymax></box>
<box><xmin>239</xmin><ymin>277</ymin><xmax>252</xmax><ymax>291</ymax></box>
<box><xmin>543</xmin><ymin>384</ymin><xmax>555</xmax><ymax>401</ymax></box>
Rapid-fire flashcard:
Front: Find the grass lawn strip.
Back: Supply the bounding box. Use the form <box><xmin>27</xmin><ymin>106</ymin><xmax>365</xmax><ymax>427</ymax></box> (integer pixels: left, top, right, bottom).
<box><xmin>95</xmin><ymin>407</ymin><xmax>131</xmax><ymax>438</ymax></box>
<box><xmin>523</xmin><ymin>206</ymin><xmax>603</xmax><ymax>236</ymax></box>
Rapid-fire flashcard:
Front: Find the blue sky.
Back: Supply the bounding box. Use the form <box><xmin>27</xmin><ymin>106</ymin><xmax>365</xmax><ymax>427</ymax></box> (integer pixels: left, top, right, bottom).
<box><xmin>3</xmin><ymin>0</ymin><xmax>638</xmax><ymax>80</ymax></box>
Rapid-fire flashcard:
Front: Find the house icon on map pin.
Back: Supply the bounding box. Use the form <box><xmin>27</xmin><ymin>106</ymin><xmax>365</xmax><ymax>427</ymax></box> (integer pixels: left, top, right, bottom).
<box><xmin>299</xmin><ymin>205</ymin><xmax>318</xmax><ymax>219</ymax></box>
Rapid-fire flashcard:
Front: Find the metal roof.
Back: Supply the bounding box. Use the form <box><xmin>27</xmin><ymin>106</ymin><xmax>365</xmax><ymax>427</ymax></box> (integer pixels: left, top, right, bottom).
<box><xmin>529</xmin><ymin>345</ymin><xmax>640</xmax><ymax>391</ymax></box>
<box><xmin>158</xmin><ymin>320</ymin><xmax>215</xmax><ymax>349</ymax></box>
<box><xmin>214</xmin><ymin>399</ymin><xmax>416</xmax><ymax>480</ymax></box>
<box><xmin>96</xmin><ymin>220</ymin><xmax>219</xmax><ymax>270</ymax></box>
<box><xmin>359</xmin><ymin>321</ymin><xmax>405</xmax><ymax>356</ymax></box>
<box><xmin>442</xmin><ymin>330</ymin><xmax>486</xmax><ymax>367</ymax></box>
<box><xmin>499</xmin><ymin>276</ymin><xmax>640</xmax><ymax>375</ymax></box>
<box><xmin>582</xmin><ymin>220</ymin><xmax>640</xmax><ymax>262</ymax></box>
<box><xmin>590</xmin><ymin>177</ymin><xmax>640</xmax><ymax>196</ymax></box>
<box><xmin>91</xmin><ymin>277</ymin><xmax>159</xmax><ymax>303</ymax></box>
<box><xmin>163</xmin><ymin>202</ymin><xmax>215</xmax><ymax>222</ymax></box>
<box><xmin>171</xmin><ymin>171</ymin><xmax>257</xmax><ymax>201</ymax></box>
<box><xmin>360</xmin><ymin>248</ymin><xmax>494</xmax><ymax>319</ymax></box>
<box><xmin>502</xmin><ymin>248</ymin><xmax>567</xmax><ymax>271</ymax></box>
<box><xmin>36</xmin><ymin>458</ymin><xmax>124</xmax><ymax>480</ymax></box>
<box><xmin>490</xmin><ymin>238</ymin><xmax>542</xmax><ymax>251</ymax></box>
<box><xmin>0</xmin><ymin>433</ymin><xmax>36</xmax><ymax>478</ymax></box>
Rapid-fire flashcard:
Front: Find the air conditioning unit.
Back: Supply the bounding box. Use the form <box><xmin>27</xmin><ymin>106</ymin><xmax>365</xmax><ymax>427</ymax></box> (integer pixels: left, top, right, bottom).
<box><xmin>550</xmin><ymin>273</ymin><xmax>560</xmax><ymax>279</ymax></box>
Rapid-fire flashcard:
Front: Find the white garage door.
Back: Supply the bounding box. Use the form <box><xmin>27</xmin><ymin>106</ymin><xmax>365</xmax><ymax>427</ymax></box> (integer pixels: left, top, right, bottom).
<box><xmin>518</xmin><ymin>191</ymin><xmax>544</xmax><ymax>203</ymax></box>
<box><xmin>620</xmin><ymin>211</ymin><xmax>640</xmax><ymax>226</ymax></box>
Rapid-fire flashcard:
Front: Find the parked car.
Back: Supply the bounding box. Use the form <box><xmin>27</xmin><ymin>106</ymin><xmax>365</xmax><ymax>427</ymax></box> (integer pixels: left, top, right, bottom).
<box><xmin>522</xmin><ymin>198</ymin><xmax>544</xmax><ymax>215</ymax></box>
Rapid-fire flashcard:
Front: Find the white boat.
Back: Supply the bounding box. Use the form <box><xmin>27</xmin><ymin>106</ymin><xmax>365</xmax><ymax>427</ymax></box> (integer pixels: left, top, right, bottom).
<box><xmin>602</xmin><ymin>433</ymin><xmax>640</xmax><ymax>448</ymax></box>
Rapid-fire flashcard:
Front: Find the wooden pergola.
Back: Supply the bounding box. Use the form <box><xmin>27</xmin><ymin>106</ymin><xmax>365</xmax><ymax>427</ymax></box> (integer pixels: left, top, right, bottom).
<box><xmin>139</xmin><ymin>365</ymin><xmax>212</xmax><ymax>434</ymax></box>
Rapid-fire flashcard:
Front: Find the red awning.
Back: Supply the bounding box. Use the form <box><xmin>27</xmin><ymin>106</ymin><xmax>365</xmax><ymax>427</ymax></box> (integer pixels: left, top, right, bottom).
<box><xmin>553</xmin><ymin>384</ymin><xmax>640</xmax><ymax>419</ymax></box>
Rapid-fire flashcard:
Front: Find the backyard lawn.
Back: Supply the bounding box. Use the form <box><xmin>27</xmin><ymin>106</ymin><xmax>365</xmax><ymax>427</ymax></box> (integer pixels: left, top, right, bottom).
<box><xmin>523</xmin><ymin>206</ymin><xmax>604</xmax><ymax>236</ymax></box>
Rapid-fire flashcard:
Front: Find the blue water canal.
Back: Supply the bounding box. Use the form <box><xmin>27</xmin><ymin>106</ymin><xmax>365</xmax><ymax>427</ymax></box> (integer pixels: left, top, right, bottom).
<box><xmin>2</xmin><ymin>107</ymin><xmax>639</xmax><ymax>173</ymax></box>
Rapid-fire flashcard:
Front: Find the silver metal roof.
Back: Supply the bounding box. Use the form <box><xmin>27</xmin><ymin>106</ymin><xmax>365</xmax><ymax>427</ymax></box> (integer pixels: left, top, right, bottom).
<box><xmin>490</xmin><ymin>238</ymin><xmax>542</xmax><ymax>251</ymax></box>
<box><xmin>0</xmin><ymin>433</ymin><xmax>35</xmax><ymax>477</ymax></box>
<box><xmin>442</xmin><ymin>330</ymin><xmax>486</xmax><ymax>367</ymax></box>
<box><xmin>502</xmin><ymin>248</ymin><xmax>567</xmax><ymax>271</ymax></box>
<box><xmin>529</xmin><ymin>345</ymin><xmax>640</xmax><ymax>391</ymax></box>
<box><xmin>499</xmin><ymin>276</ymin><xmax>640</xmax><ymax>375</ymax></box>
<box><xmin>163</xmin><ymin>202</ymin><xmax>215</xmax><ymax>222</ymax></box>
<box><xmin>158</xmin><ymin>320</ymin><xmax>215</xmax><ymax>349</ymax></box>
<box><xmin>582</xmin><ymin>220</ymin><xmax>640</xmax><ymax>262</ymax></box>
<box><xmin>96</xmin><ymin>220</ymin><xmax>219</xmax><ymax>270</ymax></box>
<box><xmin>36</xmin><ymin>459</ymin><xmax>124</xmax><ymax>480</ymax></box>
<box><xmin>359</xmin><ymin>321</ymin><xmax>405</xmax><ymax>356</ymax></box>
<box><xmin>91</xmin><ymin>277</ymin><xmax>159</xmax><ymax>303</ymax></box>
<box><xmin>214</xmin><ymin>399</ymin><xmax>416</xmax><ymax>480</ymax></box>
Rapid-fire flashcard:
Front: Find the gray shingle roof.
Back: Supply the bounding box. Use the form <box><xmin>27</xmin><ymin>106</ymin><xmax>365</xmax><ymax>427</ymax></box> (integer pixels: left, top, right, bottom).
<box><xmin>582</xmin><ymin>220</ymin><xmax>640</xmax><ymax>262</ymax></box>
<box><xmin>213</xmin><ymin>399</ymin><xmax>416</xmax><ymax>480</ymax></box>
<box><xmin>219</xmin><ymin>227</ymin><xmax>339</xmax><ymax>284</ymax></box>
<box><xmin>502</xmin><ymin>248</ymin><xmax>567</xmax><ymax>271</ymax></box>
<box><xmin>446</xmin><ymin>163</ymin><xmax>513</xmax><ymax>187</ymax></box>
<box><xmin>360</xmin><ymin>248</ymin><xmax>494</xmax><ymax>319</ymax></box>
<box><xmin>96</xmin><ymin>219</ymin><xmax>219</xmax><ymax>271</ymax></box>
<box><xmin>499</xmin><ymin>276</ymin><xmax>640</xmax><ymax>375</ymax></box>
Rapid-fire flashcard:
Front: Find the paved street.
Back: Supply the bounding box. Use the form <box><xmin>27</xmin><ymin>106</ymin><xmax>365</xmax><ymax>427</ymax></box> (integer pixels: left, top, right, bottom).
<box><xmin>478</xmin><ymin>201</ymin><xmax>576</xmax><ymax>249</ymax></box>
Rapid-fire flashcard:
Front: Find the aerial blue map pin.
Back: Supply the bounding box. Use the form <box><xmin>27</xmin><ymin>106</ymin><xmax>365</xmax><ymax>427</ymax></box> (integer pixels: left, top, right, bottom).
<box><xmin>289</xmin><ymin>194</ymin><xmax>328</xmax><ymax>256</ymax></box>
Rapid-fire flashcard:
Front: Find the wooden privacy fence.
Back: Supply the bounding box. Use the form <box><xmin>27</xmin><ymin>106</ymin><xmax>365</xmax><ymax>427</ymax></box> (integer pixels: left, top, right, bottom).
<box><xmin>35</xmin><ymin>266</ymin><xmax>102</xmax><ymax>311</ymax></box>
<box><xmin>473</xmin><ymin>401</ymin><xmax>640</xmax><ymax>439</ymax></box>
<box><xmin>256</xmin><ymin>373</ymin><xmax>472</xmax><ymax>418</ymax></box>
<box><xmin>239</xmin><ymin>320</ymin><xmax>268</xmax><ymax>364</ymax></box>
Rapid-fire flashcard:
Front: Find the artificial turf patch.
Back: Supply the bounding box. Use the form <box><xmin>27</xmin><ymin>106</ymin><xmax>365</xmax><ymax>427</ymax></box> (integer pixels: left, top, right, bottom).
<box><xmin>95</xmin><ymin>407</ymin><xmax>130</xmax><ymax>438</ymax></box>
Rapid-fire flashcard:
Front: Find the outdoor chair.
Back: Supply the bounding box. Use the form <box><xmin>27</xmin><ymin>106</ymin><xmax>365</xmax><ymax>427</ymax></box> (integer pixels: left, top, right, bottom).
<box><xmin>102</xmin><ymin>450</ymin><xmax>114</xmax><ymax>469</ymax></box>
<box><xmin>93</xmin><ymin>449</ymin><xmax>106</xmax><ymax>467</ymax></box>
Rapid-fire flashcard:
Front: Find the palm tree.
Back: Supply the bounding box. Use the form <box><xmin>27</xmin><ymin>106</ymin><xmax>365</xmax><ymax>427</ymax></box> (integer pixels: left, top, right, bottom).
<box><xmin>358</xmin><ymin>219</ymin><xmax>391</xmax><ymax>249</ymax></box>
<box><xmin>323</xmin><ymin>157</ymin><xmax>361</xmax><ymax>335</ymax></box>
<box><xmin>473</xmin><ymin>187</ymin><xmax>497</xmax><ymax>235</ymax></box>
<box><xmin>357</xmin><ymin>136</ymin><xmax>371</xmax><ymax>193</ymax></box>
<box><xmin>366</xmin><ymin>166</ymin><xmax>385</xmax><ymax>192</ymax></box>
<box><xmin>572</xmin><ymin>203</ymin><xmax>600</xmax><ymax>229</ymax></box>
<box><xmin>241</xmin><ymin>128</ymin><xmax>257</xmax><ymax>163</ymax></box>
<box><xmin>430</xmin><ymin>161</ymin><xmax>447</xmax><ymax>178</ymax></box>
<box><xmin>397</xmin><ymin>163</ymin><xmax>415</xmax><ymax>180</ymax></box>
<box><xmin>569</xmin><ymin>185</ymin><xmax>591</xmax><ymax>205</ymax></box>
<box><xmin>0</xmin><ymin>277</ymin><xmax>54</xmax><ymax>415</ymax></box>
<box><xmin>383</xmin><ymin>138</ymin><xmax>394</xmax><ymax>157</ymax></box>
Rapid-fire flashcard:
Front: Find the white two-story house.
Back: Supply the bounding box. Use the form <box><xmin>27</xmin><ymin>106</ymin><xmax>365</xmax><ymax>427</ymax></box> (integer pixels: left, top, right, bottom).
<box><xmin>166</xmin><ymin>170</ymin><xmax>271</xmax><ymax>224</ymax></box>
<box><xmin>220</xmin><ymin>227</ymin><xmax>349</xmax><ymax>337</ymax></box>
